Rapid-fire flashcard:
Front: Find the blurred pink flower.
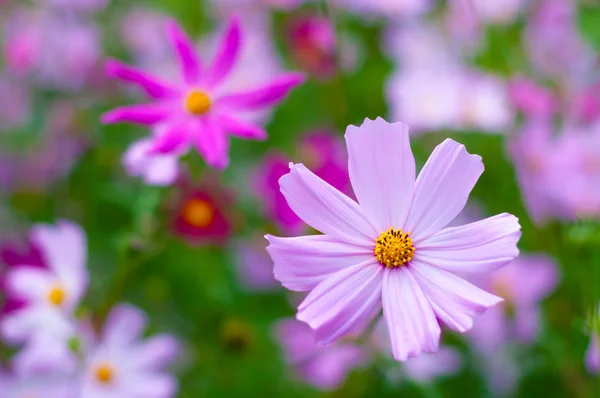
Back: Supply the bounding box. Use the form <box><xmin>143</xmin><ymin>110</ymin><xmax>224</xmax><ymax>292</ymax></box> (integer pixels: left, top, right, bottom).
<box><xmin>509</xmin><ymin>77</ymin><xmax>558</xmax><ymax>119</ymax></box>
<box><xmin>0</xmin><ymin>221</ymin><xmax>87</xmax><ymax>375</ymax></box>
<box><xmin>524</xmin><ymin>0</ymin><xmax>594</xmax><ymax>86</ymax></box>
<box><xmin>123</xmin><ymin>125</ymin><xmax>184</xmax><ymax>186</ymax></box>
<box><xmin>234</xmin><ymin>237</ymin><xmax>279</xmax><ymax>292</ymax></box>
<box><xmin>507</xmin><ymin>120</ymin><xmax>572</xmax><ymax>224</ymax></box>
<box><xmin>81</xmin><ymin>304</ymin><xmax>179</xmax><ymax>398</ymax></box>
<box><xmin>287</xmin><ymin>15</ymin><xmax>337</xmax><ymax>80</ymax></box>
<box><xmin>103</xmin><ymin>18</ymin><xmax>304</xmax><ymax>169</ymax></box>
<box><xmin>3</xmin><ymin>9</ymin><xmax>101</xmax><ymax>91</ymax></box>
<box><xmin>469</xmin><ymin>254</ymin><xmax>559</xmax><ymax>349</ymax></box>
<box><xmin>274</xmin><ymin>318</ymin><xmax>367</xmax><ymax>390</ymax></box>
<box><xmin>468</xmin><ymin>0</ymin><xmax>526</xmax><ymax>24</ymax></box>
<box><xmin>253</xmin><ymin>131</ymin><xmax>349</xmax><ymax>233</ymax></box>
<box><xmin>120</xmin><ymin>8</ymin><xmax>171</xmax><ymax>62</ymax></box>
<box><xmin>266</xmin><ymin>118</ymin><xmax>521</xmax><ymax>361</ymax></box>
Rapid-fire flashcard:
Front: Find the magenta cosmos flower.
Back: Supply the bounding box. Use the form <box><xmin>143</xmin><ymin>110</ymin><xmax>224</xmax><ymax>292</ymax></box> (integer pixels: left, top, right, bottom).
<box><xmin>102</xmin><ymin>18</ymin><xmax>304</xmax><ymax>169</ymax></box>
<box><xmin>266</xmin><ymin>118</ymin><xmax>521</xmax><ymax>361</ymax></box>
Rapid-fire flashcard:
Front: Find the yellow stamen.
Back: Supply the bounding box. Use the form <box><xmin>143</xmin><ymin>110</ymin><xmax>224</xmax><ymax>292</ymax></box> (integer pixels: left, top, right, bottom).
<box><xmin>182</xmin><ymin>198</ymin><xmax>214</xmax><ymax>228</ymax></box>
<box><xmin>374</xmin><ymin>228</ymin><xmax>415</xmax><ymax>268</ymax></box>
<box><xmin>95</xmin><ymin>363</ymin><xmax>115</xmax><ymax>384</ymax></box>
<box><xmin>47</xmin><ymin>286</ymin><xmax>65</xmax><ymax>306</ymax></box>
<box><xmin>185</xmin><ymin>90</ymin><xmax>212</xmax><ymax>115</ymax></box>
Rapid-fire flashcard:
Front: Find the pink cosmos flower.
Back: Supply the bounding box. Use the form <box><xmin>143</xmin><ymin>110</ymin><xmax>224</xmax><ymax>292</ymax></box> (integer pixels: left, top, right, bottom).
<box><xmin>266</xmin><ymin>117</ymin><xmax>521</xmax><ymax>361</ymax></box>
<box><xmin>287</xmin><ymin>15</ymin><xmax>337</xmax><ymax>80</ymax></box>
<box><xmin>123</xmin><ymin>125</ymin><xmax>184</xmax><ymax>186</ymax></box>
<box><xmin>0</xmin><ymin>221</ymin><xmax>87</xmax><ymax>374</ymax></box>
<box><xmin>80</xmin><ymin>304</ymin><xmax>179</xmax><ymax>398</ymax></box>
<box><xmin>274</xmin><ymin>318</ymin><xmax>366</xmax><ymax>390</ymax></box>
<box><xmin>253</xmin><ymin>131</ymin><xmax>350</xmax><ymax>233</ymax></box>
<box><xmin>102</xmin><ymin>18</ymin><xmax>304</xmax><ymax>169</ymax></box>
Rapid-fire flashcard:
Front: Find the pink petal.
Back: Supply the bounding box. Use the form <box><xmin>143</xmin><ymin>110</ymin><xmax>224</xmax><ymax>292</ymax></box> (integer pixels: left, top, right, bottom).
<box><xmin>148</xmin><ymin>122</ymin><xmax>191</xmax><ymax>154</ymax></box>
<box><xmin>219</xmin><ymin>114</ymin><xmax>267</xmax><ymax>140</ymax></box>
<box><xmin>30</xmin><ymin>221</ymin><xmax>88</xmax><ymax>305</ymax></box>
<box><xmin>216</xmin><ymin>73</ymin><xmax>305</xmax><ymax>110</ymax></box>
<box><xmin>345</xmin><ymin>117</ymin><xmax>415</xmax><ymax>231</ymax></box>
<box><xmin>405</xmin><ymin>139</ymin><xmax>484</xmax><ymax>241</ymax></box>
<box><xmin>206</xmin><ymin>18</ymin><xmax>241</xmax><ymax>87</ymax></box>
<box><xmin>102</xmin><ymin>304</ymin><xmax>147</xmax><ymax>347</ymax></box>
<box><xmin>127</xmin><ymin>374</ymin><xmax>178</xmax><ymax>398</ymax></box>
<box><xmin>415</xmin><ymin>213</ymin><xmax>521</xmax><ymax>274</ymax></box>
<box><xmin>586</xmin><ymin>333</ymin><xmax>600</xmax><ymax>374</ymax></box>
<box><xmin>101</xmin><ymin>103</ymin><xmax>172</xmax><ymax>125</ymax></box>
<box><xmin>166</xmin><ymin>20</ymin><xmax>201</xmax><ymax>84</ymax></box>
<box><xmin>297</xmin><ymin>261</ymin><xmax>383</xmax><ymax>345</ymax></box>
<box><xmin>5</xmin><ymin>267</ymin><xmax>53</xmax><ymax>302</ymax></box>
<box><xmin>410</xmin><ymin>260</ymin><xmax>502</xmax><ymax>333</ymax></box>
<box><xmin>382</xmin><ymin>267</ymin><xmax>440</xmax><ymax>361</ymax></box>
<box><xmin>123</xmin><ymin>138</ymin><xmax>181</xmax><ymax>186</ymax></box>
<box><xmin>280</xmin><ymin>164</ymin><xmax>378</xmax><ymax>245</ymax></box>
<box><xmin>105</xmin><ymin>59</ymin><xmax>177</xmax><ymax>98</ymax></box>
<box><xmin>266</xmin><ymin>234</ymin><xmax>374</xmax><ymax>292</ymax></box>
<box><xmin>132</xmin><ymin>334</ymin><xmax>180</xmax><ymax>370</ymax></box>
<box><xmin>194</xmin><ymin>118</ymin><xmax>230</xmax><ymax>169</ymax></box>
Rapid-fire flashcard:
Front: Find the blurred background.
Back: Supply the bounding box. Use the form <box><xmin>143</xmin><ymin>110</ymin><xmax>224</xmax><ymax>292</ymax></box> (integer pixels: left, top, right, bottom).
<box><xmin>1</xmin><ymin>0</ymin><xmax>600</xmax><ymax>396</ymax></box>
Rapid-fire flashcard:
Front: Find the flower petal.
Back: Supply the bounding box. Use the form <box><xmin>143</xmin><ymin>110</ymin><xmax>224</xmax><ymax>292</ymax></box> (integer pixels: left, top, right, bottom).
<box><xmin>410</xmin><ymin>260</ymin><xmax>502</xmax><ymax>333</ymax></box>
<box><xmin>346</xmin><ymin>117</ymin><xmax>415</xmax><ymax>231</ymax></box>
<box><xmin>216</xmin><ymin>73</ymin><xmax>305</xmax><ymax>110</ymax></box>
<box><xmin>5</xmin><ymin>267</ymin><xmax>53</xmax><ymax>302</ymax></box>
<box><xmin>132</xmin><ymin>334</ymin><xmax>180</xmax><ymax>371</ymax></box>
<box><xmin>105</xmin><ymin>59</ymin><xmax>177</xmax><ymax>98</ymax></box>
<box><xmin>30</xmin><ymin>221</ymin><xmax>88</xmax><ymax>306</ymax></box>
<box><xmin>415</xmin><ymin>213</ymin><xmax>521</xmax><ymax>274</ymax></box>
<box><xmin>405</xmin><ymin>139</ymin><xmax>484</xmax><ymax>241</ymax></box>
<box><xmin>148</xmin><ymin>122</ymin><xmax>191</xmax><ymax>154</ymax></box>
<box><xmin>102</xmin><ymin>304</ymin><xmax>147</xmax><ymax>347</ymax></box>
<box><xmin>219</xmin><ymin>114</ymin><xmax>267</xmax><ymax>140</ymax></box>
<box><xmin>382</xmin><ymin>267</ymin><xmax>440</xmax><ymax>361</ymax></box>
<box><xmin>123</xmin><ymin>138</ymin><xmax>181</xmax><ymax>186</ymax></box>
<box><xmin>166</xmin><ymin>20</ymin><xmax>201</xmax><ymax>84</ymax></box>
<box><xmin>280</xmin><ymin>164</ymin><xmax>378</xmax><ymax>245</ymax></box>
<box><xmin>127</xmin><ymin>374</ymin><xmax>178</xmax><ymax>398</ymax></box>
<box><xmin>206</xmin><ymin>18</ymin><xmax>241</xmax><ymax>87</ymax></box>
<box><xmin>297</xmin><ymin>261</ymin><xmax>383</xmax><ymax>345</ymax></box>
<box><xmin>101</xmin><ymin>103</ymin><xmax>172</xmax><ymax>125</ymax></box>
<box><xmin>194</xmin><ymin>117</ymin><xmax>230</xmax><ymax>169</ymax></box>
<box><xmin>266</xmin><ymin>234</ymin><xmax>374</xmax><ymax>292</ymax></box>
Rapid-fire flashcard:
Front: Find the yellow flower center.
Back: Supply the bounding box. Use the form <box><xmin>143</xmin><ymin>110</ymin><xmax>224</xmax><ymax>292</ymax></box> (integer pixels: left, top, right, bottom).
<box><xmin>47</xmin><ymin>285</ymin><xmax>65</xmax><ymax>306</ymax></box>
<box><xmin>185</xmin><ymin>90</ymin><xmax>212</xmax><ymax>115</ymax></box>
<box><xmin>374</xmin><ymin>228</ymin><xmax>415</xmax><ymax>268</ymax></box>
<box><xmin>182</xmin><ymin>198</ymin><xmax>214</xmax><ymax>228</ymax></box>
<box><xmin>95</xmin><ymin>363</ymin><xmax>115</xmax><ymax>384</ymax></box>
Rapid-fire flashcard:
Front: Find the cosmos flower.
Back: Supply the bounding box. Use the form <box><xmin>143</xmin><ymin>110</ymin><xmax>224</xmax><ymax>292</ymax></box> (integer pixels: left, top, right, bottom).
<box><xmin>0</xmin><ymin>221</ymin><xmax>87</xmax><ymax>374</ymax></box>
<box><xmin>253</xmin><ymin>130</ymin><xmax>349</xmax><ymax>233</ymax></box>
<box><xmin>102</xmin><ymin>18</ymin><xmax>304</xmax><ymax>169</ymax></box>
<box><xmin>172</xmin><ymin>181</ymin><xmax>232</xmax><ymax>245</ymax></box>
<box><xmin>80</xmin><ymin>304</ymin><xmax>179</xmax><ymax>398</ymax></box>
<box><xmin>287</xmin><ymin>15</ymin><xmax>338</xmax><ymax>80</ymax></box>
<box><xmin>274</xmin><ymin>318</ymin><xmax>367</xmax><ymax>390</ymax></box>
<box><xmin>509</xmin><ymin>77</ymin><xmax>558</xmax><ymax>119</ymax></box>
<box><xmin>266</xmin><ymin>117</ymin><xmax>521</xmax><ymax>361</ymax></box>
